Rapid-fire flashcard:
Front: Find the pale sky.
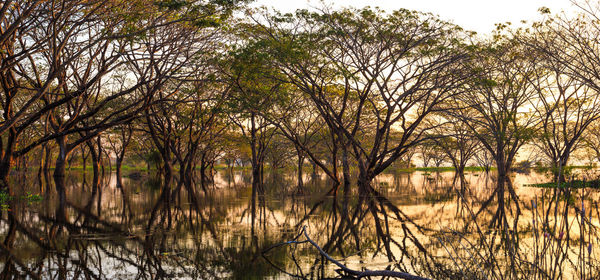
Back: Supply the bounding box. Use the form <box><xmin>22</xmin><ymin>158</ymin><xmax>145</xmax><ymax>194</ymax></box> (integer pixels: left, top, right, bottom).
<box><xmin>252</xmin><ymin>0</ymin><xmax>580</xmax><ymax>35</ymax></box>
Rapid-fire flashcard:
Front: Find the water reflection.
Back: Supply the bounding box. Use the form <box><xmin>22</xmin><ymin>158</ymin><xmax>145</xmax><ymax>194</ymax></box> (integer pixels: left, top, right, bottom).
<box><xmin>0</xmin><ymin>169</ymin><xmax>599</xmax><ymax>279</ymax></box>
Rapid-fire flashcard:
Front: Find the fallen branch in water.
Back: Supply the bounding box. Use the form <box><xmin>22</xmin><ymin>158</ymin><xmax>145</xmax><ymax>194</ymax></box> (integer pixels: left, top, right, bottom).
<box><xmin>263</xmin><ymin>225</ymin><xmax>432</xmax><ymax>280</ymax></box>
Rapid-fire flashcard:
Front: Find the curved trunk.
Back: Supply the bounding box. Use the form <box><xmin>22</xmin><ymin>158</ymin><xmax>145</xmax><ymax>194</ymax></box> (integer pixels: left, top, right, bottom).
<box><xmin>199</xmin><ymin>162</ymin><xmax>209</xmax><ymax>194</ymax></box>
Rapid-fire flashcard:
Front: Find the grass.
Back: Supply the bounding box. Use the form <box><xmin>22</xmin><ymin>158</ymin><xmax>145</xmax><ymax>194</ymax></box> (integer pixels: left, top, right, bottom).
<box><xmin>525</xmin><ymin>179</ymin><xmax>600</xmax><ymax>189</ymax></box>
<box><xmin>423</xmin><ymin>192</ymin><xmax>454</xmax><ymax>203</ymax></box>
<box><xmin>64</xmin><ymin>164</ymin><xmax>148</xmax><ymax>171</ymax></box>
<box><xmin>213</xmin><ymin>164</ymin><xmax>250</xmax><ymax>171</ymax></box>
<box><xmin>390</xmin><ymin>165</ymin><xmax>594</xmax><ymax>174</ymax></box>
<box><xmin>533</xmin><ymin>165</ymin><xmax>594</xmax><ymax>175</ymax></box>
<box><xmin>390</xmin><ymin>166</ymin><xmax>493</xmax><ymax>173</ymax></box>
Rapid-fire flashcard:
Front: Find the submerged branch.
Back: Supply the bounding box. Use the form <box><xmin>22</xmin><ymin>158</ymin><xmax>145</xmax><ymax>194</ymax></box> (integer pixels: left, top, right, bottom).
<box><xmin>264</xmin><ymin>225</ymin><xmax>432</xmax><ymax>280</ymax></box>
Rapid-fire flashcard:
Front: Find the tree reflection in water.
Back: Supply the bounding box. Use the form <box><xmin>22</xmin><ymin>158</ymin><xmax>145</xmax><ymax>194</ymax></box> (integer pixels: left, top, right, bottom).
<box><xmin>0</xmin><ymin>169</ymin><xmax>599</xmax><ymax>279</ymax></box>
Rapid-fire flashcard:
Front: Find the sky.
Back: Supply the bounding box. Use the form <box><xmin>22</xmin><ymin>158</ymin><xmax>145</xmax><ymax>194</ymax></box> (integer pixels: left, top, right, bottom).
<box><xmin>251</xmin><ymin>0</ymin><xmax>580</xmax><ymax>35</ymax></box>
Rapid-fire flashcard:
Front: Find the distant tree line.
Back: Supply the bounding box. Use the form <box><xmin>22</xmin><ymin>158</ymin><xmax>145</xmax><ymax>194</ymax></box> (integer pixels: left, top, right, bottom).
<box><xmin>3</xmin><ymin>0</ymin><xmax>600</xmax><ymax>207</ymax></box>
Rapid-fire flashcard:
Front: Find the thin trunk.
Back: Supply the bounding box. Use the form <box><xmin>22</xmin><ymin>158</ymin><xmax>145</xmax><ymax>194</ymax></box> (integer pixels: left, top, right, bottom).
<box><xmin>116</xmin><ymin>158</ymin><xmax>123</xmax><ymax>187</ymax></box>
<box><xmin>250</xmin><ymin>114</ymin><xmax>263</xmax><ymax>194</ymax></box>
<box><xmin>37</xmin><ymin>144</ymin><xmax>46</xmax><ymax>187</ymax></box>
<box><xmin>341</xmin><ymin>140</ymin><xmax>351</xmax><ymax>195</ymax></box>
<box><xmin>296</xmin><ymin>147</ymin><xmax>304</xmax><ymax>190</ymax></box>
<box><xmin>44</xmin><ymin>145</ymin><xmax>52</xmax><ymax>173</ymax></box>
<box><xmin>162</xmin><ymin>147</ymin><xmax>173</xmax><ymax>187</ymax></box>
<box><xmin>81</xmin><ymin>146</ymin><xmax>87</xmax><ymax>173</ymax></box>
<box><xmin>457</xmin><ymin>164</ymin><xmax>466</xmax><ymax>194</ymax></box>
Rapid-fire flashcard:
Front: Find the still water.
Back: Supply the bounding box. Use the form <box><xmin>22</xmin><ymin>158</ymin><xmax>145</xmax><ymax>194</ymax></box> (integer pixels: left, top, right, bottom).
<box><xmin>1</xmin><ymin>169</ymin><xmax>599</xmax><ymax>279</ymax></box>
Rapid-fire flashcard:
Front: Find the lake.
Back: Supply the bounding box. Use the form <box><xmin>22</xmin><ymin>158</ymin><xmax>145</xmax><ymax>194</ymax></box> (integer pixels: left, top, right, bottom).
<box><xmin>1</xmin><ymin>169</ymin><xmax>599</xmax><ymax>279</ymax></box>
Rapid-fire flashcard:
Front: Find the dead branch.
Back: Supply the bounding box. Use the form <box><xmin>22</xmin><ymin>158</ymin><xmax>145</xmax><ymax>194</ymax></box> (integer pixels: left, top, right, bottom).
<box><xmin>264</xmin><ymin>226</ymin><xmax>432</xmax><ymax>280</ymax></box>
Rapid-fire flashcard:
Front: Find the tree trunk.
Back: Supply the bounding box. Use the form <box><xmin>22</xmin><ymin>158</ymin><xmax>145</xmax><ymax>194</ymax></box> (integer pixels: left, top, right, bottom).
<box><xmin>340</xmin><ymin>136</ymin><xmax>351</xmax><ymax>195</ymax></box>
<box><xmin>259</xmin><ymin>160</ymin><xmax>265</xmax><ymax>190</ymax></box>
<box><xmin>551</xmin><ymin>154</ymin><xmax>569</xmax><ymax>183</ymax></box>
<box><xmin>53</xmin><ymin>136</ymin><xmax>68</xmax><ymax>179</ymax></box>
<box><xmin>161</xmin><ymin>147</ymin><xmax>173</xmax><ymax>187</ymax></box>
<box><xmin>86</xmin><ymin>140</ymin><xmax>101</xmax><ymax>188</ymax></box>
<box><xmin>0</xmin><ymin>129</ymin><xmax>16</xmax><ymax>188</ymax></box>
<box><xmin>37</xmin><ymin>144</ymin><xmax>47</xmax><ymax>188</ymax></box>
<box><xmin>494</xmin><ymin>159</ymin><xmax>509</xmax><ymax>228</ymax></box>
<box><xmin>456</xmin><ymin>164</ymin><xmax>467</xmax><ymax>194</ymax></box>
<box><xmin>296</xmin><ymin>148</ymin><xmax>304</xmax><ymax>191</ymax></box>
<box><xmin>38</xmin><ymin>144</ymin><xmax>46</xmax><ymax>177</ymax></box>
<box><xmin>178</xmin><ymin>162</ymin><xmax>187</xmax><ymax>189</ymax></box>
<box><xmin>44</xmin><ymin>145</ymin><xmax>52</xmax><ymax>174</ymax></box>
<box><xmin>357</xmin><ymin>168</ymin><xmax>372</xmax><ymax>196</ymax></box>
<box><xmin>116</xmin><ymin>158</ymin><xmax>123</xmax><ymax>187</ymax></box>
<box><xmin>250</xmin><ymin>114</ymin><xmax>263</xmax><ymax>195</ymax></box>
<box><xmin>199</xmin><ymin>162</ymin><xmax>209</xmax><ymax>194</ymax></box>
<box><xmin>81</xmin><ymin>146</ymin><xmax>87</xmax><ymax>173</ymax></box>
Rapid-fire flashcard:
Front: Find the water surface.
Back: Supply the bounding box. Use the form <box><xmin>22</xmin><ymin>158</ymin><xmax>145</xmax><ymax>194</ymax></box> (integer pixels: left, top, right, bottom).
<box><xmin>1</xmin><ymin>169</ymin><xmax>599</xmax><ymax>279</ymax></box>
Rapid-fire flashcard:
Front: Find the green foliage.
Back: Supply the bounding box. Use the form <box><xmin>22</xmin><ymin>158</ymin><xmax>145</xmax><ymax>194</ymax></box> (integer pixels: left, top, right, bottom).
<box><xmin>475</xmin><ymin>78</ymin><xmax>498</xmax><ymax>87</ymax></box>
<box><xmin>0</xmin><ymin>191</ymin><xmax>9</xmax><ymax>210</ymax></box>
<box><xmin>226</xmin><ymin>35</ymin><xmax>293</xmax><ymax>119</ymax></box>
<box><xmin>146</xmin><ymin>150</ymin><xmax>163</xmax><ymax>168</ymax></box>
<box><xmin>0</xmin><ymin>191</ymin><xmax>43</xmax><ymax>210</ymax></box>
<box><xmin>154</xmin><ymin>0</ymin><xmax>189</xmax><ymax>10</ymax></box>
<box><xmin>22</xmin><ymin>192</ymin><xmax>43</xmax><ymax>204</ymax></box>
